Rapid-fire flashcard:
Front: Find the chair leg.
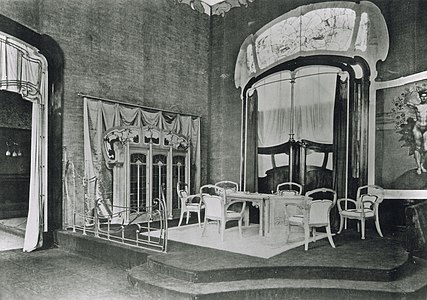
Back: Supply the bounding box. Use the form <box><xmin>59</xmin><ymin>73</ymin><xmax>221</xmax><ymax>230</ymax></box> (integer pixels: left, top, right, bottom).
<box><xmin>197</xmin><ymin>210</ymin><xmax>201</xmax><ymax>227</ymax></box>
<box><xmin>285</xmin><ymin>222</ymin><xmax>290</xmax><ymax>243</ymax></box>
<box><xmin>238</xmin><ymin>219</ymin><xmax>243</xmax><ymax>238</ymax></box>
<box><xmin>178</xmin><ymin>210</ymin><xmax>185</xmax><ymax>227</ymax></box>
<box><xmin>375</xmin><ymin>215</ymin><xmax>383</xmax><ymax>237</ymax></box>
<box><xmin>361</xmin><ymin>219</ymin><xmax>365</xmax><ymax>240</ymax></box>
<box><xmin>312</xmin><ymin>228</ymin><xmax>316</xmax><ymax>242</ymax></box>
<box><xmin>338</xmin><ymin>215</ymin><xmax>344</xmax><ymax>234</ymax></box>
<box><xmin>186</xmin><ymin>211</ymin><xmax>190</xmax><ymax>224</ymax></box>
<box><xmin>220</xmin><ymin>221</ymin><xmax>225</xmax><ymax>241</ymax></box>
<box><xmin>304</xmin><ymin>225</ymin><xmax>309</xmax><ymax>251</ymax></box>
<box><xmin>201</xmin><ymin>216</ymin><xmax>208</xmax><ymax>237</ymax></box>
<box><xmin>326</xmin><ymin>225</ymin><xmax>335</xmax><ymax>248</ymax></box>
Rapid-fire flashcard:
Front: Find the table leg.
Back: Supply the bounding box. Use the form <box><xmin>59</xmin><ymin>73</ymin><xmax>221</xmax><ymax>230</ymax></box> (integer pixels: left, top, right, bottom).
<box><xmin>244</xmin><ymin>206</ymin><xmax>250</xmax><ymax>227</ymax></box>
<box><xmin>259</xmin><ymin>200</ymin><xmax>264</xmax><ymax>236</ymax></box>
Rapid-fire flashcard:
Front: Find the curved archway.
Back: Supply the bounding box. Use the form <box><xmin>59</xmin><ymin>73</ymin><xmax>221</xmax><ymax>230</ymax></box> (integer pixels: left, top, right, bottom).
<box><xmin>0</xmin><ymin>14</ymin><xmax>64</xmax><ymax>252</ymax></box>
<box><xmin>235</xmin><ymin>1</ymin><xmax>389</xmax><ymax>199</ymax></box>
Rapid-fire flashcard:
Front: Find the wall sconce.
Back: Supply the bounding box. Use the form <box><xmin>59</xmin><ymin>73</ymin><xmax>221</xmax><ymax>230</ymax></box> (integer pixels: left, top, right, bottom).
<box><xmin>5</xmin><ymin>138</ymin><xmax>22</xmax><ymax>157</ymax></box>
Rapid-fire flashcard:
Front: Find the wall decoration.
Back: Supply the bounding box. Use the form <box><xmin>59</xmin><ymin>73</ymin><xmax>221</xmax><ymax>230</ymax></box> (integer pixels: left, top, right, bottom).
<box><xmin>375</xmin><ymin>78</ymin><xmax>427</xmax><ymax>191</ymax></box>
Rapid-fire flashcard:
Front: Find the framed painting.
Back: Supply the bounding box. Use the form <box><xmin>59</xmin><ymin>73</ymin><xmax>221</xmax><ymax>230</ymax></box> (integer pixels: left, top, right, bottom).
<box><xmin>375</xmin><ymin>72</ymin><xmax>427</xmax><ymax>198</ymax></box>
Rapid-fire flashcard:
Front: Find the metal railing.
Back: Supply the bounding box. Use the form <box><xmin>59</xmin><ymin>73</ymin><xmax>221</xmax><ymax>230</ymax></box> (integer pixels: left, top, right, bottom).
<box><xmin>64</xmin><ymin>160</ymin><xmax>168</xmax><ymax>253</ymax></box>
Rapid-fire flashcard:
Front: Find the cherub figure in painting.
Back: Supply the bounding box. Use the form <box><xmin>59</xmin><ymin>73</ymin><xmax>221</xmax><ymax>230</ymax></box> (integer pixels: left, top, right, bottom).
<box><xmin>407</xmin><ymin>90</ymin><xmax>427</xmax><ymax>174</ymax></box>
<box><xmin>393</xmin><ymin>85</ymin><xmax>427</xmax><ymax>175</ymax></box>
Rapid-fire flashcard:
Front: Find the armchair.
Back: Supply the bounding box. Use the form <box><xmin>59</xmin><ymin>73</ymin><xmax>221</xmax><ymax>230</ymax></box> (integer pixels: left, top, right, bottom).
<box><xmin>286</xmin><ymin>188</ymin><xmax>337</xmax><ymax>251</ymax></box>
<box><xmin>200</xmin><ymin>184</ymin><xmax>246</xmax><ymax>241</ymax></box>
<box><xmin>337</xmin><ymin>185</ymin><xmax>384</xmax><ymax>239</ymax></box>
<box><xmin>177</xmin><ymin>182</ymin><xmax>204</xmax><ymax>227</ymax></box>
<box><xmin>215</xmin><ymin>180</ymin><xmax>239</xmax><ymax>191</ymax></box>
<box><xmin>276</xmin><ymin>182</ymin><xmax>302</xmax><ymax>195</ymax></box>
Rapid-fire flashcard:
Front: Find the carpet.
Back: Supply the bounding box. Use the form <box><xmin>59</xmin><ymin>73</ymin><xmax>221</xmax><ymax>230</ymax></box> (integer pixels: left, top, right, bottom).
<box><xmin>163</xmin><ymin>223</ymin><xmax>329</xmax><ymax>259</ymax></box>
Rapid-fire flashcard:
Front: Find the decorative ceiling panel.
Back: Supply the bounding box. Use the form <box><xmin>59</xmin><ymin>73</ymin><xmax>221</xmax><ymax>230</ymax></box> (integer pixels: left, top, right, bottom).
<box><xmin>175</xmin><ymin>0</ymin><xmax>255</xmax><ymax>17</ymax></box>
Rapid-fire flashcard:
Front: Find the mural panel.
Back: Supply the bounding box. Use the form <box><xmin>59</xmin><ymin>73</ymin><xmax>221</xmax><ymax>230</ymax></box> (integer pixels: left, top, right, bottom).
<box><xmin>376</xmin><ymin>79</ymin><xmax>427</xmax><ymax>190</ymax></box>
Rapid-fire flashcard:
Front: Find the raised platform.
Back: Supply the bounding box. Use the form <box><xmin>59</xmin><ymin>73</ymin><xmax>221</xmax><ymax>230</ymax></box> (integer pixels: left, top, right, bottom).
<box><xmin>56</xmin><ymin>227</ymin><xmax>427</xmax><ymax>300</ymax></box>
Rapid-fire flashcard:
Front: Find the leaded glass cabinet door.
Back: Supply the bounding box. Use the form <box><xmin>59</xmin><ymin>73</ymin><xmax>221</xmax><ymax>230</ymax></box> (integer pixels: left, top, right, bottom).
<box><xmin>152</xmin><ymin>152</ymin><xmax>168</xmax><ymax>209</ymax></box>
<box><xmin>129</xmin><ymin>151</ymin><xmax>148</xmax><ymax>213</ymax></box>
<box><xmin>172</xmin><ymin>154</ymin><xmax>187</xmax><ymax>210</ymax></box>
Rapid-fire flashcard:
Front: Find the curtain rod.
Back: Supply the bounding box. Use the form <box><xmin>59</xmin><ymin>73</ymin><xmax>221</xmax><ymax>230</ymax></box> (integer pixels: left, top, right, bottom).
<box><xmin>253</xmin><ymin>71</ymin><xmax>342</xmax><ymax>90</ymax></box>
<box><xmin>78</xmin><ymin>93</ymin><xmax>201</xmax><ymax>118</ymax></box>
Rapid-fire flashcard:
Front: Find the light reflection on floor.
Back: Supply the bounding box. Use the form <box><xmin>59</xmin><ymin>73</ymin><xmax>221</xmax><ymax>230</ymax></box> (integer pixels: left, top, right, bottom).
<box><xmin>0</xmin><ymin>217</ymin><xmax>26</xmax><ymax>251</ymax></box>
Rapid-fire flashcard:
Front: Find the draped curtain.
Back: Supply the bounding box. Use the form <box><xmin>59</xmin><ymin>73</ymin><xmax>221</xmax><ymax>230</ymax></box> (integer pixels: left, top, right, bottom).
<box><xmin>243</xmin><ymin>90</ymin><xmax>258</xmax><ymax>192</ymax></box>
<box><xmin>0</xmin><ymin>32</ymin><xmax>48</xmax><ymax>252</ymax></box>
<box><xmin>82</xmin><ymin>97</ymin><xmax>201</xmax><ymax>221</ymax></box>
<box><xmin>256</xmin><ymin>67</ymin><xmax>337</xmax><ymax>176</ymax></box>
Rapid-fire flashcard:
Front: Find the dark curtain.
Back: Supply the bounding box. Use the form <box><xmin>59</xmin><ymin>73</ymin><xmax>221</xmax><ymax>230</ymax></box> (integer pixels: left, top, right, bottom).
<box><xmin>351</xmin><ymin>78</ymin><xmax>370</xmax><ymax>188</ymax></box>
<box><xmin>332</xmin><ymin>75</ymin><xmax>348</xmax><ymax>230</ymax></box>
<box><xmin>243</xmin><ymin>90</ymin><xmax>258</xmax><ymax>192</ymax></box>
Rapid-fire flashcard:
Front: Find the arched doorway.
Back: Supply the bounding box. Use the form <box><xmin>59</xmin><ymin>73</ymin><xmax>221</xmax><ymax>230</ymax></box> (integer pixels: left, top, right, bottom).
<box><xmin>235</xmin><ymin>1</ymin><xmax>389</xmax><ymax>200</ymax></box>
<box><xmin>0</xmin><ymin>15</ymin><xmax>64</xmax><ymax>252</ymax></box>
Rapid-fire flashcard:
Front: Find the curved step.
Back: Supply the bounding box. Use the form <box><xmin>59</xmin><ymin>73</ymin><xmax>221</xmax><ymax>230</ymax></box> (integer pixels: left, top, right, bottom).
<box><xmin>144</xmin><ymin>236</ymin><xmax>410</xmax><ymax>283</ymax></box>
<box><xmin>128</xmin><ymin>258</ymin><xmax>427</xmax><ymax>300</ymax></box>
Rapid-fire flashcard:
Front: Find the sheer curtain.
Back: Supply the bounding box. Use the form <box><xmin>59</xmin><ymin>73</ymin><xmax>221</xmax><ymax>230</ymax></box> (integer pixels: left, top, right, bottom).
<box><xmin>0</xmin><ymin>33</ymin><xmax>48</xmax><ymax>252</ymax></box>
<box><xmin>256</xmin><ymin>66</ymin><xmax>337</xmax><ymax>177</ymax></box>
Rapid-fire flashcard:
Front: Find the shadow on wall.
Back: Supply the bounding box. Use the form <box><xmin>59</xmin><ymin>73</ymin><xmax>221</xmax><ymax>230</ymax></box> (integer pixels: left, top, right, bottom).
<box><xmin>406</xmin><ymin>200</ymin><xmax>427</xmax><ymax>259</ymax></box>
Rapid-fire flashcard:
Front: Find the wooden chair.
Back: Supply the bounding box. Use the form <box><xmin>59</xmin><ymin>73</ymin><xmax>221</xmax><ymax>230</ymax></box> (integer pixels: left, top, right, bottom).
<box><xmin>200</xmin><ymin>184</ymin><xmax>246</xmax><ymax>241</ymax></box>
<box><xmin>177</xmin><ymin>182</ymin><xmax>204</xmax><ymax>227</ymax></box>
<box><xmin>337</xmin><ymin>185</ymin><xmax>384</xmax><ymax>239</ymax></box>
<box><xmin>276</xmin><ymin>182</ymin><xmax>303</xmax><ymax>195</ymax></box>
<box><xmin>215</xmin><ymin>180</ymin><xmax>239</xmax><ymax>191</ymax></box>
<box><xmin>286</xmin><ymin>188</ymin><xmax>337</xmax><ymax>251</ymax></box>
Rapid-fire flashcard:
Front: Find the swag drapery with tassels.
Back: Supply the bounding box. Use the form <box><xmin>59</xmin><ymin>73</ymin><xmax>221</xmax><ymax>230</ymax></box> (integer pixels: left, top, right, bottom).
<box><xmin>80</xmin><ymin>96</ymin><xmax>201</xmax><ymax>224</ymax></box>
<box><xmin>0</xmin><ymin>32</ymin><xmax>48</xmax><ymax>252</ymax></box>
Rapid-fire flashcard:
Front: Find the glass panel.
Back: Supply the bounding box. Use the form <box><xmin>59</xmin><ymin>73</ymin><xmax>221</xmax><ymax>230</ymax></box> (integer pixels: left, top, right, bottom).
<box><xmin>172</xmin><ymin>155</ymin><xmax>186</xmax><ymax>209</ymax></box>
<box><xmin>152</xmin><ymin>154</ymin><xmax>168</xmax><ymax>203</ymax></box>
<box><xmin>255</xmin><ymin>8</ymin><xmax>356</xmax><ymax>69</ymax></box>
<box><xmin>130</xmin><ymin>153</ymin><xmax>147</xmax><ymax>212</ymax></box>
<box><xmin>355</xmin><ymin>12</ymin><xmax>368</xmax><ymax>52</ymax></box>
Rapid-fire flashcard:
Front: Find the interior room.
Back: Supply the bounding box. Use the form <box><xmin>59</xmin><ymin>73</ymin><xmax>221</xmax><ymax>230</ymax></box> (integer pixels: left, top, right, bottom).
<box><xmin>0</xmin><ymin>0</ymin><xmax>426</xmax><ymax>299</ymax></box>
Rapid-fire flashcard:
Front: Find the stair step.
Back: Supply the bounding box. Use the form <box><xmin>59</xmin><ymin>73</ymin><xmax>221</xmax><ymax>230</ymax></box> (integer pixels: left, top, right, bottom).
<box><xmin>147</xmin><ymin>254</ymin><xmax>410</xmax><ymax>283</ymax></box>
<box><xmin>128</xmin><ymin>258</ymin><xmax>427</xmax><ymax>300</ymax></box>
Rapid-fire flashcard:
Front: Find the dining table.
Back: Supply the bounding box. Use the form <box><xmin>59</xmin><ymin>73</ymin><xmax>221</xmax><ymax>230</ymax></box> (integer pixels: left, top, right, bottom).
<box><xmin>225</xmin><ymin>191</ymin><xmax>310</xmax><ymax>237</ymax></box>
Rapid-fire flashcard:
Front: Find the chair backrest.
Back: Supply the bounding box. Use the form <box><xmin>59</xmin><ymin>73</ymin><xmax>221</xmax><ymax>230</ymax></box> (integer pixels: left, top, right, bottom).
<box><xmin>177</xmin><ymin>181</ymin><xmax>188</xmax><ymax>205</ymax></box>
<box><xmin>215</xmin><ymin>180</ymin><xmax>239</xmax><ymax>192</ymax></box>
<box><xmin>356</xmin><ymin>185</ymin><xmax>384</xmax><ymax>208</ymax></box>
<box><xmin>276</xmin><ymin>182</ymin><xmax>303</xmax><ymax>195</ymax></box>
<box><xmin>305</xmin><ymin>188</ymin><xmax>337</xmax><ymax>225</ymax></box>
<box><xmin>96</xmin><ymin>198</ymin><xmax>113</xmax><ymax>219</ymax></box>
<box><xmin>200</xmin><ymin>184</ymin><xmax>226</xmax><ymax>219</ymax></box>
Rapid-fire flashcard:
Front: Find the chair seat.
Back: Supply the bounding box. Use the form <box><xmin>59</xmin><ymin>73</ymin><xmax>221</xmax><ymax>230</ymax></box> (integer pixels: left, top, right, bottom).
<box><xmin>226</xmin><ymin>211</ymin><xmax>243</xmax><ymax>218</ymax></box>
<box><xmin>341</xmin><ymin>208</ymin><xmax>374</xmax><ymax>218</ymax></box>
<box><xmin>186</xmin><ymin>203</ymin><xmax>201</xmax><ymax>209</ymax></box>
<box><xmin>288</xmin><ymin>215</ymin><xmax>304</xmax><ymax>224</ymax></box>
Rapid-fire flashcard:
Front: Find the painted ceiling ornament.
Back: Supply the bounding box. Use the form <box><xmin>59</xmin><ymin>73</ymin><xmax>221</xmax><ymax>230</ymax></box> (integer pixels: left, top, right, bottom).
<box><xmin>174</xmin><ymin>0</ymin><xmax>255</xmax><ymax>17</ymax></box>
